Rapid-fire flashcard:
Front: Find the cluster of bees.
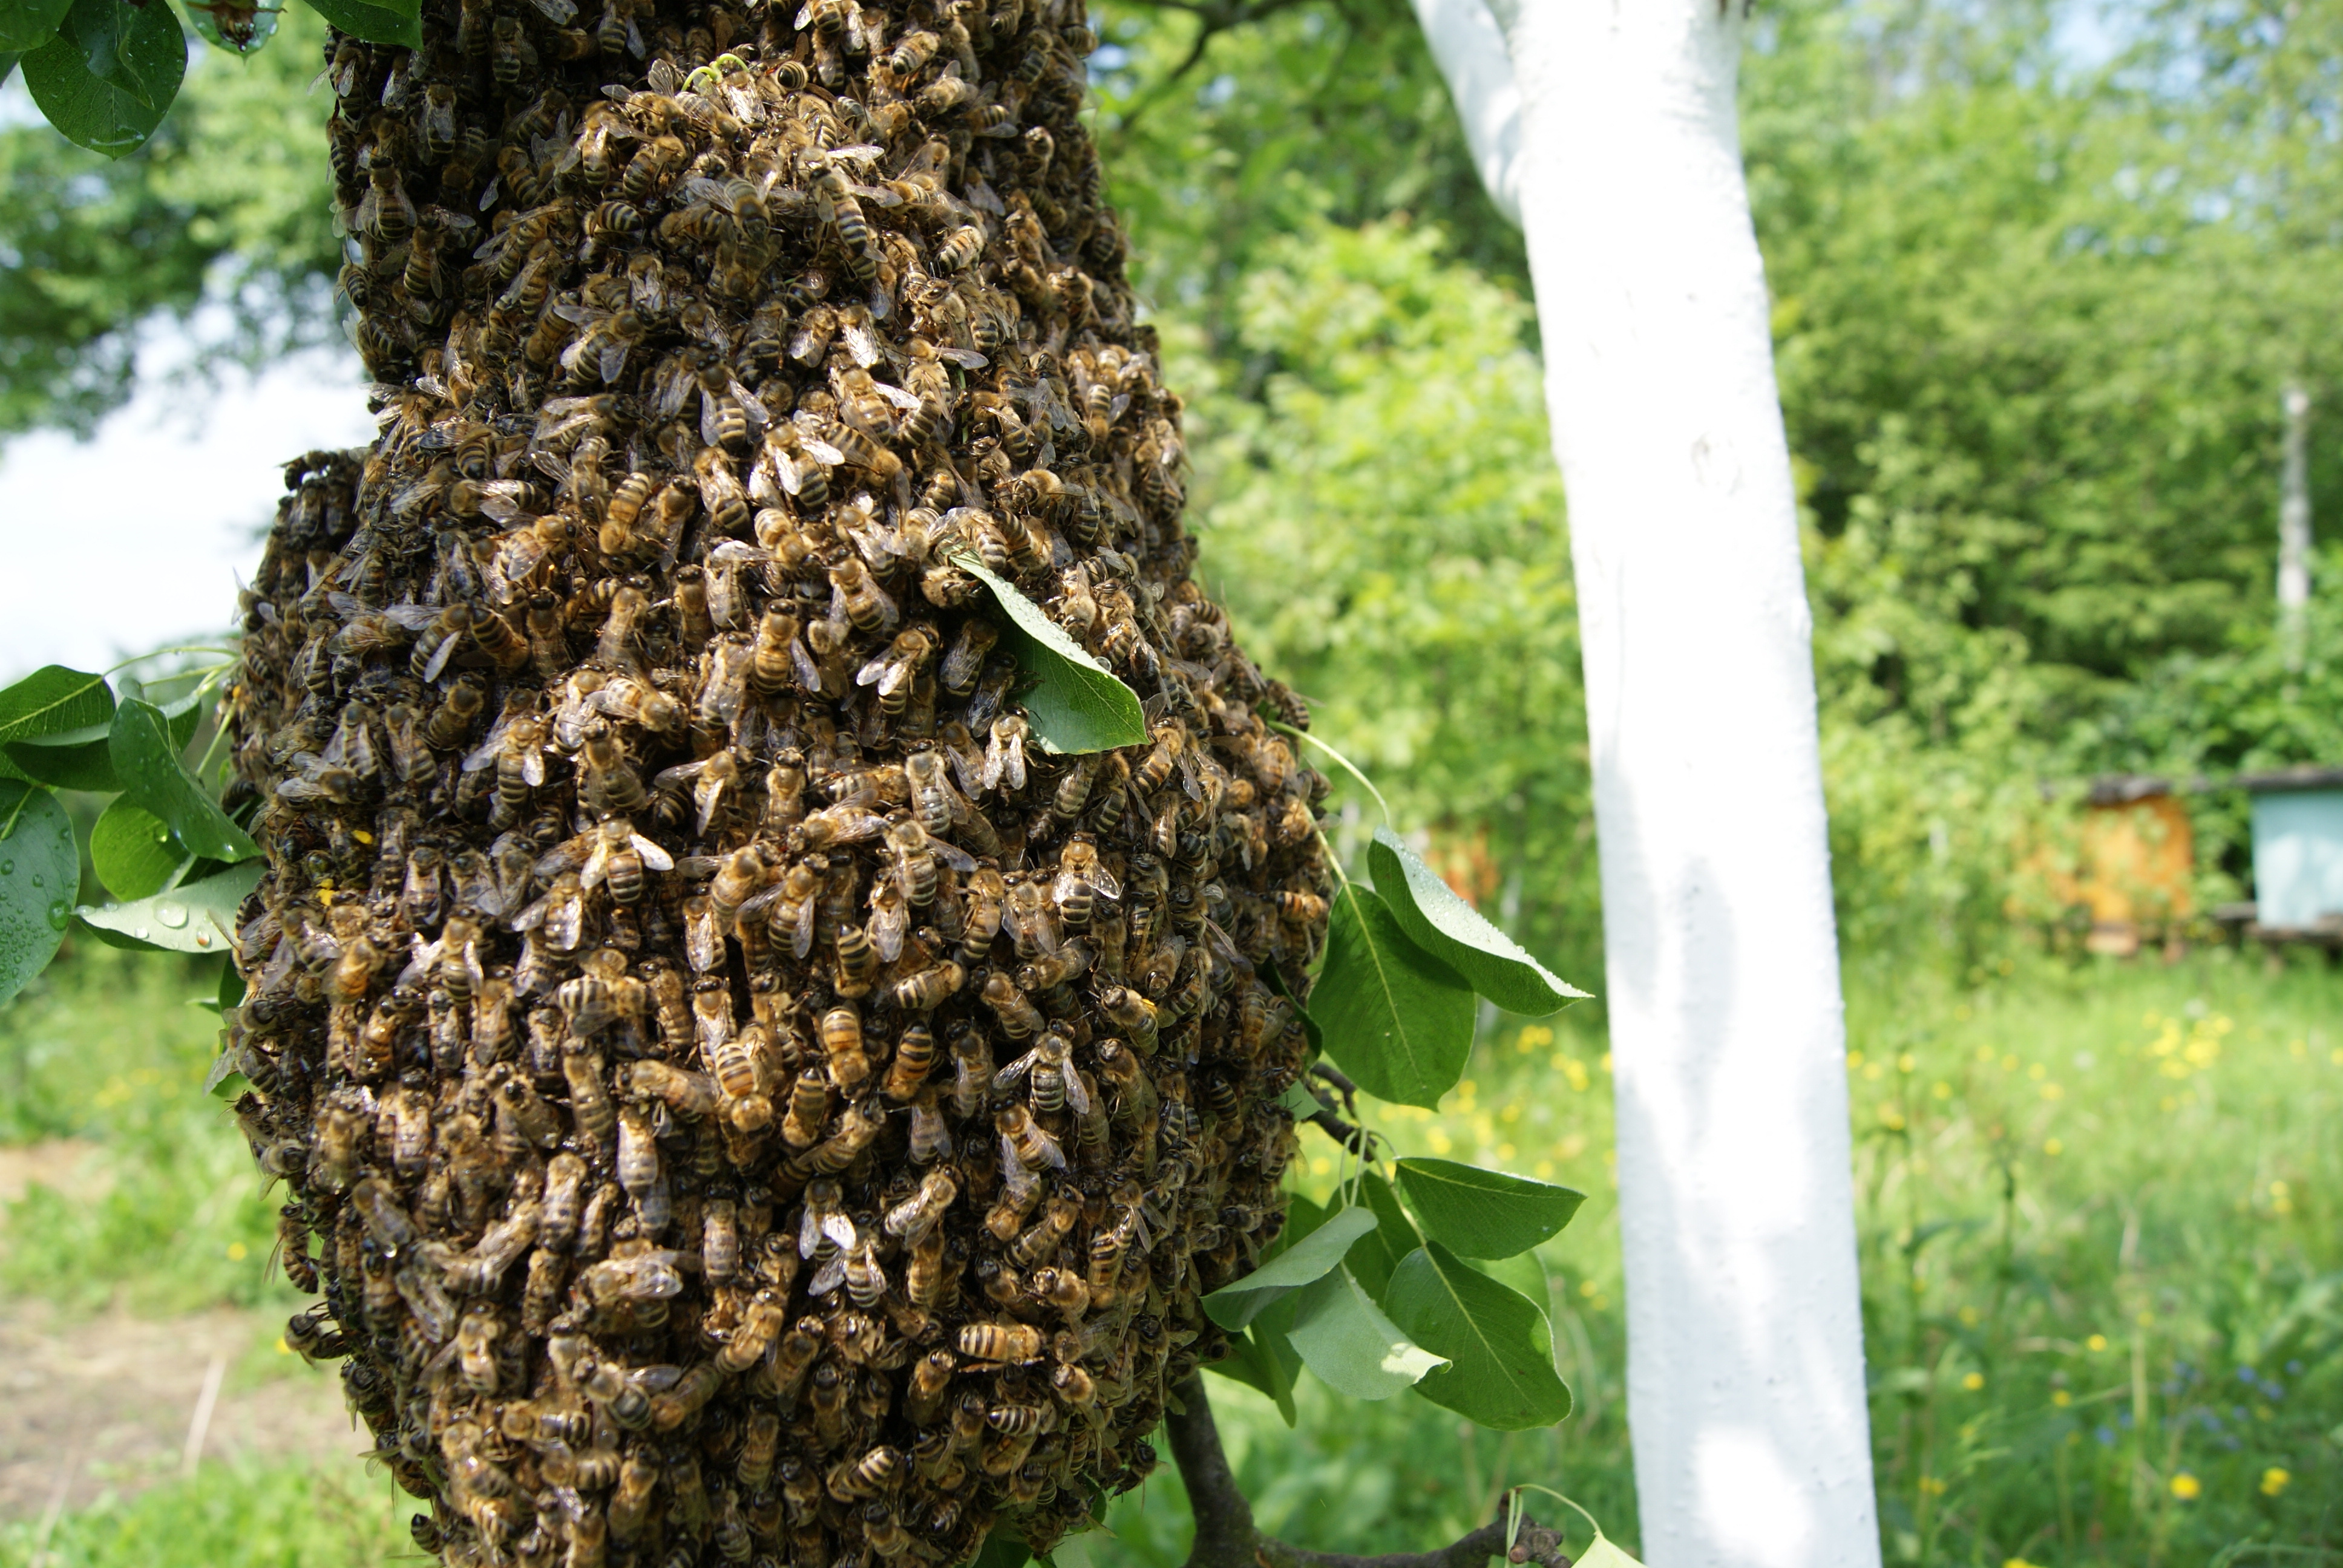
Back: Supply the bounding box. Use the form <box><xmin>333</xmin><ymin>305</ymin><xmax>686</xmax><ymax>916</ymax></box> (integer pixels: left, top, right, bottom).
<box><xmin>215</xmin><ymin>0</ymin><xmax>1337</xmax><ymax>1562</ymax></box>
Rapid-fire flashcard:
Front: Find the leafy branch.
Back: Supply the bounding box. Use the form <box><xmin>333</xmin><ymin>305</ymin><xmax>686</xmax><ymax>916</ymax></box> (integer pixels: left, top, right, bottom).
<box><xmin>1166</xmin><ymin>1374</ymin><xmax>1580</xmax><ymax>1568</ymax></box>
<box><xmin>0</xmin><ymin>659</ymin><xmax>258</xmax><ymax>1009</ymax></box>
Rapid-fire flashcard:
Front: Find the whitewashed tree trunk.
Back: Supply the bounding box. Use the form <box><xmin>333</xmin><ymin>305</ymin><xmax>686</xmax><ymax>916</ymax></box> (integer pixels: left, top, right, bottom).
<box><xmin>2279</xmin><ymin>384</ymin><xmax>2311</xmax><ymax>670</ymax></box>
<box><xmin>1411</xmin><ymin>5</ymin><xmax>1882</xmax><ymax>1564</ymax></box>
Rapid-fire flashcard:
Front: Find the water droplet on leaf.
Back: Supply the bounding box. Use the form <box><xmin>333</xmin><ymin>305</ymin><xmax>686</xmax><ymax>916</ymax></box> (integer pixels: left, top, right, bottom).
<box><xmin>156</xmin><ymin>900</ymin><xmax>190</xmax><ymax>929</ymax></box>
<box><xmin>45</xmin><ymin>903</ymin><xmax>69</xmax><ymax>930</ymax></box>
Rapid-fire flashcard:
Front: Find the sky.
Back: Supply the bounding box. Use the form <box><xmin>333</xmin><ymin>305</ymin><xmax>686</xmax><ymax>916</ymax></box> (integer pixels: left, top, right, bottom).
<box><xmin>0</xmin><ymin>342</ymin><xmax>376</xmax><ymax>679</ymax></box>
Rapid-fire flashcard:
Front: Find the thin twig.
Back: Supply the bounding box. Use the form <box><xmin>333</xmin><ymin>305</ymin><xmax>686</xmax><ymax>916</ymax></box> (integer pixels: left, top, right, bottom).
<box><xmin>1168</xmin><ymin>1376</ymin><xmax>1573</xmax><ymax>1568</ymax></box>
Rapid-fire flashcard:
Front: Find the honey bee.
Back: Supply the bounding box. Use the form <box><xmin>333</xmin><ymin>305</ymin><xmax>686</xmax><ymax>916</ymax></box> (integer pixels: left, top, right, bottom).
<box><xmin>817</xmin><ymin>1004</ymin><xmax>870</xmax><ymax>1092</ymax></box>
<box><xmin>803</xmin><ymin>151</ymin><xmax>876</xmax><ymax>279</ymax></box>
<box><xmin>761</xmin><ymin>856</ymin><xmax>822</xmax><ymax>958</ymax></box>
<box><xmin>577</xmin><ymin>817</ymin><xmax>673</xmax><ymax>903</ymax></box>
<box><xmin>893</xmin><ymin>960</ymin><xmax>965</xmax><ymax>1013</ymax></box>
<box><xmin>957</xmin><ymin>1321</ymin><xmax>1043</xmax><ymax>1365</ymax></box>
<box><xmin>882</xmin><ymin>814</ymin><xmax>976</xmax><ymax>906</ymax></box>
<box><xmin>907</xmin><ymin>1086</ymin><xmax>955</xmax><ymax>1161</ymax></box>
<box><xmin>994</xmin><ymin>1030</ymin><xmax>1089</xmax><ymax>1116</ymax></box>
<box><xmin>936</xmin><ymin>224</ymin><xmax>985</xmax><ymax>275</ymax></box>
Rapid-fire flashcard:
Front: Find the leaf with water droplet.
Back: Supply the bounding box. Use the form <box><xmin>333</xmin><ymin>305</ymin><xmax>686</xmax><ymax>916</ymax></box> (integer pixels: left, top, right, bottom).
<box><xmin>0</xmin><ymin>782</ymin><xmax>78</xmax><ymax>1007</ymax></box>
<box><xmin>77</xmin><ymin>861</ymin><xmax>261</xmax><ymax>955</ymax></box>
<box><xmin>90</xmin><ymin>796</ymin><xmax>189</xmax><ymax>900</ymax></box>
<box><xmin>109</xmin><ymin>698</ymin><xmax>257</xmax><ymax>864</ymax></box>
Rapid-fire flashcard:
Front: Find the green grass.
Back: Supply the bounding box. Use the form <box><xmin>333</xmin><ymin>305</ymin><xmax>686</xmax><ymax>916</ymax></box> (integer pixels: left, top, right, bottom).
<box><xmin>0</xmin><ymin>944</ymin><xmax>305</xmax><ymax>1315</ymax></box>
<box><xmin>0</xmin><ymin>1460</ymin><xmax>411</xmax><ymax>1568</ymax></box>
<box><xmin>2</xmin><ymin>942</ymin><xmax>2339</xmax><ymax>1566</ymax></box>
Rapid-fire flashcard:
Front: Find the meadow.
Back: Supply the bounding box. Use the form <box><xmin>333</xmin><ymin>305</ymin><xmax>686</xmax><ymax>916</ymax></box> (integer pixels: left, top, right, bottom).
<box><xmin>0</xmin><ymin>939</ymin><xmax>2336</xmax><ymax>1567</ymax></box>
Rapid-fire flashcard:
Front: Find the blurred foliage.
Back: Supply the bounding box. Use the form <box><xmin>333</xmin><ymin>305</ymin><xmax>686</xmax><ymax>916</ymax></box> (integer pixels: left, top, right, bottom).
<box><xmin>0</xmin><ymin>1</ymin><xmax>338</xmax><ymax>439</ymax></box>
<box><xmin>0</xmin><ymin>942</ymin><xmax>299</xmax><ymax>1313</ymax></box>
<box><xmin>0</xmin><ymin>1457</ymin><xmax>408</xmax><ymax>1568</ymax></box>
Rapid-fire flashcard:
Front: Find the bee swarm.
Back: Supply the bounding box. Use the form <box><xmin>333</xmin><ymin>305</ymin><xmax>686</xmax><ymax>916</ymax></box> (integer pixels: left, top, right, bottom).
<box><xmin>221</xmin><ymin>0</ymin><xmax>1332</xmax><ymax>1561</ymax></box>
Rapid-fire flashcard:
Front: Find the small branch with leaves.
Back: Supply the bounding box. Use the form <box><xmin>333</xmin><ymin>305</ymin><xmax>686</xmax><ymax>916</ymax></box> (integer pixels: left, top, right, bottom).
<box><xmin>1167</xmin><ymin>1373</ymin><xmax>1581</xmax><ymax>1568</ymax></box>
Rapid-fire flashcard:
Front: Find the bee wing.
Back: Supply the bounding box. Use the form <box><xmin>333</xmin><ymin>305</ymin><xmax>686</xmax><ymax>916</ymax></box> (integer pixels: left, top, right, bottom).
<box><xmin>991</xmin><ymin>1050</ymin><xmax>1037</xmax><ymax>1089</ymax></box>
<box><xmin>790</xmin><ymin>898</ymin><xmax>816</xmax><ymax>961</ymax></box>
<box><xmin>511</xmin><ymin>889</ymin><xmax>555</xmax><ymax>932</ymax></box>
<box><xmin>869</xmin><ymin>906</ymin><xmax>905</xmax><ymax>962</ymax></box>
<box><xmin>729</xmin><ymin>380</ymin><xmax>770</xmax><ymax>427</ymax></box>
<box><xmin>382</xmin><ymin>601</ymin><xmax>442</xmax><ymax>629</ymax></box>
<box><xmin>1062</xmin><ymin>1068</ymin><xmax>1092</xmax><ymax>1117</ymax></box>
<box><xmin>534</xmin><ymin>833</ymin><xmax>594</xmax><ymax>882</ymax></box>
<box><xmin>853</xmin><ymin>650</ymin><xmax>896</xmax><ymax>688</ymax></box>
<box><xmin>938</xmin><ymin>347</ymin><xmax>988</xmax><ymax>369</ymax></box>
<box><xmin>521</xmin><ymin>745</ymin><xmax>546</xmax><ymax>786</ymax></box>
<box><xmin>260</xmin><ymin>933</ymin><xmax>300</xmax><ymax>994</ymax></box>
<box><xmin>734</xmin><ymin>883</ymin><xmax>788</xmax><ymax>927</ymax></box>
<box><xmin>848</xmin><ymin>182</ymin><xmax>903</xmax><ymax>207</ymax></box>
<box><xmin>809</xmin><ymin>1255</ymin><xmax>848</xmax><ymax>1296</ymax></box>
<box><xmin>461</xmin><ymin>720</ymin><xmax>511</xmax><ymax>774</ymax></box>
<box><xmin>929</xmin><ymin>839</ymin><xmax>977</xmax><ymax>873</ymax></box>
<box><xmin>872</xmin><ymin>379</ymin><xmax>923</xmax><ymax>412</ymax></box>
<box><xmin>628</xmin><ymin>834</ymin><xmax>675</xmax><ymax>871</ymax></box>
<box><xmin>999</xmin><ymin>1135</ymin><xmax>1037</xmax><ymax>1201</ymax></box>
<box><xmin>700</xmin><ymin>390</ymin><xmax>724</xmax><ymax>449</ymax></box>
<box><xmin>578</xmin><ymin>838</ymin><xmax>612</xmax><ymax>892</ymax></box>
<box><xmin>421</xmin><ymin>635</ymin><xmax>460</xmax><ymax>683</ymax></box>
<box><xmin>822</xmin><ymin>1212</ymin><xmax>859</xmax><ymax>1252</ymax></box>
<box><xmin>790</xmin><ymin>639</ymin><xmax>824</xmax><ymax>694</ymax></box>
<box><xmin>600</xmin><ymin>342</ymin><xmax>634</xmax><ymax>384</ymax></box>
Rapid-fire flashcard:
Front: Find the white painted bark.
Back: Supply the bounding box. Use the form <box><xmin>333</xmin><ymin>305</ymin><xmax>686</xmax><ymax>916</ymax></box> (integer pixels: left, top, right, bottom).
<box><xmin>1404</xmin><ymin>0</ymin><xmax>1525</xmax><ymax>223</ymax></box>
<box><xmin>1409</xmin><ymin>5</ymin><xmax>1882</xmax><ymax>1564</ymax></box>
<box><xmin>2279</xmin><ymin>384</ymin><xmax>2311</xmax><ymax>669</ymax></box>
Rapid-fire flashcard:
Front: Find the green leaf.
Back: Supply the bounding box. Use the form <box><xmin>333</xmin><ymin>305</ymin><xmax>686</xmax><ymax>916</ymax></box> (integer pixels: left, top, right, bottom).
<box><xmin>0</xmin><ymin>783</ymin><xmax>79</xmax><ymax>1009</ymax></box>
<box><xmin>1288</xmin><ymin>1264</ymin><xmax>1449</xmax><ymax>1399</ymax></box>
<box><xmin>1205</xmin><ymin>1319</ymin><xmax>1299</xmax><ymax>1426</ymax></box>
<box><xmin>5</xmin><ymin>722</ymin><xmax>119</xmax><ymax>791</ymax></box>
<box><xmin>1394</xmin><ymin>1158</ymin><xmax>1586</xmax><ymax>1259</ymax></box>
<box><xmin>22</xmin><ymin>0</ymin><xmax>185</xmax><ymax>154</ymax></box>
<box><xmin>1311</xmin><ymin>884</ymin><xmax>1475</xmax><ymax>1108</ymax></box>
<box><xmin>950</xmin><ymin>553</ymin><xmax>1147</xmax><ymax>754</ymax></box>
<box><xmin>1573</xmin><ymin>1534</ymin><xmax>1645</xmax><ymax>1568</ymax></box>
<box><xmin>1383</xmin><ymin>1241</ymin><xmax>1573</xmax><ymax>1431</ymax></box>
<box><xmin>178</xmin><ymin>0</ymin><xmax>277</xmax><ymax>53</ymax></box>
<box><xmin>1369</xmin><ymin>828</ymin><xmax>1588</xmax><ymax>1016</ymax></box>
<box><xmin>77</xmin><ymin>859</ymin><xmax>260</xmax><ymax>955</ymax></box>
<box><xmin>298</xmin><ymin>0</ymin><xmax>417</xmax><ymax>47</ymax></box>
<box><xmin>0</xmin><ymin>0</ymin><xmax>73</xmax><ymax>52</ymax></box>
<box><xmin>91</xmin><ymin>796</ymin><xmax>189</xmax><ymax>899</ymax></box>
<box><xmin>110</xmin><ymin>699</ymin><xmax>257</xmax><ymax>863</ymax></box>
<box><xmin>151</xmin><ymin>679</ymin><xmax>209</xmax><ymax>749</ymax></box>
<box><xmin>1202</xmin><ymin>1204</ymin><xmax>1377</xmax><ymax>1329</ymax></box>
<box><xmin>969</xmin><ymin>1529</ymin><xmax>1031</xmax><ymax>1568</ymax></box>
<box><xmin>1342</xmin><ymin>1169</ymin><xmax>1418</xmax><ymax>1298</ymax></box>
<box><xmin>0</xmin><ymin>665</ymin><xmax>114</xmax><ymax>745</ymax></box>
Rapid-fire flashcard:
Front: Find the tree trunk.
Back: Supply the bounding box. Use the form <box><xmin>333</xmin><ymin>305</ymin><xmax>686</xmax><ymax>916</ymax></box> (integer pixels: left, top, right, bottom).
<box><xmin>2279</xmin><ymin>382</ymin><xmax>2311</xmax><ymax>670</ymax></box>
<box><xmin>220</xmin><ymin>4</ymin><xmax>1328</xmax><ymax>1561</ymax></box>
<box><xmin>1425</xmin><ymin>4</ymin><xmax>1884</xmax><ymax>1563</ymax></box>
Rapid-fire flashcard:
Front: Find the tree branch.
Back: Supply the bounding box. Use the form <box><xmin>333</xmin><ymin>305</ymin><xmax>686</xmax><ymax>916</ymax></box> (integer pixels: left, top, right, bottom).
<box><xmin>1298</xmin><ymin>1063</ymin><xmax>1382</xmax><ymax>1158</ymax></box>
<box><xmin>1167</xmin><ymin>1376</ymin><xmax>1574</xmax><ymax>1568</ymax></box>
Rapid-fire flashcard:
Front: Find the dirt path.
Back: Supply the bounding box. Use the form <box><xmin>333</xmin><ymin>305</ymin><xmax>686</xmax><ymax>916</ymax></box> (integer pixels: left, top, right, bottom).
<box><xmin>0</xmin><ymin>1141</ymin><xmax>360</xmax><ymax>1521</ymax></box>
<box><xmin>0</xmin><ymin>1298</ymin><xmax>362</xmax><ymax>1519</ymax></box>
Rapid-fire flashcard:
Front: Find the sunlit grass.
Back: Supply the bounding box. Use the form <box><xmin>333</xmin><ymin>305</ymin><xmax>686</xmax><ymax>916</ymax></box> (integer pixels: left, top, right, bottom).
<box><xmin>0</xmin><ymin>1459</ymin><xmax>410</xmax><ymax>1568</ymax></box>
<box><xmin>0</xmin><ymin>942</ymin><xmax>303</xmax><ymax>1315</ymax></box>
